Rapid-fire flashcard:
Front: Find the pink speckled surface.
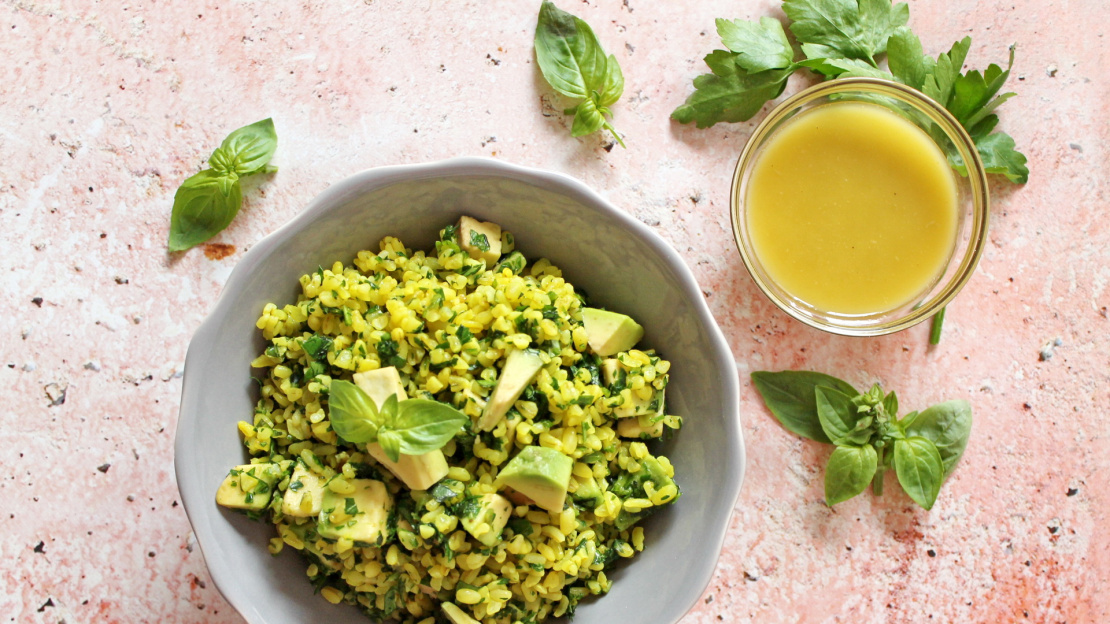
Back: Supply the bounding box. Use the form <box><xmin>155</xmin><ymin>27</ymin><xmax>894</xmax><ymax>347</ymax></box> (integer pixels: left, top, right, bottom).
<box><xmin>2</xmin><ymin>0</ymin><xmax>1107</xmax><ymax>622</ymax></box>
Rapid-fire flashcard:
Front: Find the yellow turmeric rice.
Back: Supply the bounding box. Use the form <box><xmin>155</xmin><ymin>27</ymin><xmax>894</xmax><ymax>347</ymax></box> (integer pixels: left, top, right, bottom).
<box><xmin>221</xmin><ymin>219</ymin><xmax>682</xmax><ymax>623</ymax></box>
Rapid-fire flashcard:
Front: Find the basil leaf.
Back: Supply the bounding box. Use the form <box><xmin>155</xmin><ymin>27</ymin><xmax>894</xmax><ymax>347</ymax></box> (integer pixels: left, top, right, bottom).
<box><xmin>825</xmin><ymin>444</ymin><xmax>877</xmax><ymax>505</ymax></box>
<box><xmin>392</xmin><ymin>399</ymin><xmax>468</xmax><ymax>457</ymax></box>
<box><xmin>570</xmin><ymin>98</ymin><xmax>606</xmax><ymax>137</ymax></box>
<box><xmin>302</xmin><ymin>333</ymin><xmax>334</xmax><ymax>361</ymax></box>
<box><xmin>882</xmin><ymin>390</ymin><xmax>898</xmax><ymax>418</ymax></box>
<box><xmin>534</xmin><ymin>1</ymin><xmax>607</xmax><ymax>100</ymax></box>
<box><xmin>212</xmin><ymin>118</ymin><xmax>278</xmax><ymax>176</ymax></box>
<box><xmin>903</xmin><ymin>400</ymin><xmax>972</xmax><ymax>477</ymax></box>
<box><xmin>327</xmin><ymin>380</ymin><xmax>381</xmax><ymax>444</ymax></box>
<box><xmin>167</xmin><ymin>169</ymin><xmax>243</xmax><ymax>252</ymax></box>
<box><xmin>816</xmin><ymin>386</ymin><xmax>870</xmax><ymax>444</ymax></box>
<box><xmin>381</xmin><ymin>392</ymin><xmax>400</xmax><ymax>428</ymax></box>
<box><xmin>377</xmin><ymin>429</ymin><xmax>403</xmax><ymax>463</ymax></box>
<box><xmin>893</xmin><ymin>437</ymin><xmax>944</xmax><ymax>509</ymax></box>
<box><xmin>751</xmin><ymin>371</ymin><xmax>859</xmax><ymax>443</ymax></box>
<box><xmin>598</xmin><ymin>53</ymin><xmax>624</xmax><ymax>108</ymax></box>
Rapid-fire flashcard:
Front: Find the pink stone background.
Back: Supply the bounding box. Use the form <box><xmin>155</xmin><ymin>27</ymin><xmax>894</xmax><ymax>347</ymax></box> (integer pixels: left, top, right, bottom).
<box><xmin>2</xmin><ymin>0</ymin><xmax>1107</xmax><ymax>622</ymax></box>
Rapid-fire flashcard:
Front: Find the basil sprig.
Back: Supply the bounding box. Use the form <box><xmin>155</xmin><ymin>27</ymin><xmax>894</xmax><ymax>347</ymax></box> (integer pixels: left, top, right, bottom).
<box><xmin>534</xmin><ymin>1</ymin><xmax>626</xmax><ymax>147</ymax></box>
<box><xmin>168</xmin><ymin>118</ymin><xmax>277</xmax><ymax>252</ymax></box>
<box><xmin>327</xmin><ymin>380</ymin><xmax>467</xmax><ymax>462</ymax></box>
<box><xmin>752</xmin><ymin>371</ymin><xmax>972</xmax><ymax>510</ymax></box>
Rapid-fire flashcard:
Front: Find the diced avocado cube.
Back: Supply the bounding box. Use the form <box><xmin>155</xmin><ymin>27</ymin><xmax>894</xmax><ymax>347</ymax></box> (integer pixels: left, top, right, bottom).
<box><xmin>570</xmin><ymin>473</ymin><xmax>603</xmax><ymax>508</ymax></box>
<box><xmin>442</xmin><ymin>602</ymin><xmax>481</xmax><ymax>624</ymax></box>
<box><xmin>496</xmin><ymin>446</ymin><xmax>573</xmax><ymax>513</ymax></box>
<box><xmin>460</xmin><ymin>493</ymin><xmax>512</xmax><ymax>547</ymax></box>
<box><xmin>282</xmin><ymin>463</ymin><xmax>326</xmax><ymax>518</ymax></box>
<box><xmin>317</xmin><ymin>479</ymin><xmax>393</xmax><ymax>545</ymax></box>
<box><xmin>353</xmin><ymin>366</ymin><xmax>449</xmax><ymax>490</ymax></box>
<box><xmin>613</xmin><ymin>387</ymin><xmax>665</xmax><ymax>419</ymax></box>
<box><xmin>477</xmin><ymin>348</ymin><xmax>545</xmax><ymax>432</ymax></box>
<box><xmin>582</xmin><ymin>308</ymin><xmax>643</xmax><ymax>356</ymax></box>
<box><xmin>493</xmin><ymin>250</ymin><xmax>527</xmax><ymax>275</ymax></box>
<box><xmin>458</xmin><ymin>216</ymin><xmax>502</xmax><ymax>266</ymax></box>
<box><xmin>617</xmin><ymin>413</ymin><xmax>665</xmax><ymax>439</ymax></box>
<box><xmin>366</xmin><ymin>443</ymin><xmax>449</xmax><ymax>491</ymax></box>
<box><xmin>353</xmin><ymin>365</ymin><xmax>408</xmax><ymax>405</ymax></box>
<box><xmin>215</xmin><ymin>463</ymin><xmax>282</xmax><ymax>511</ymax></box>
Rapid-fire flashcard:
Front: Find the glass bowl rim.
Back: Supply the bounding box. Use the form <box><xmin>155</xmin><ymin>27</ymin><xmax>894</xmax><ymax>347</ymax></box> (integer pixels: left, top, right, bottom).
<box><xmin>729</xmin><ymin>77</ymin><xmax>991</xmax><ymax>337</ymax></box>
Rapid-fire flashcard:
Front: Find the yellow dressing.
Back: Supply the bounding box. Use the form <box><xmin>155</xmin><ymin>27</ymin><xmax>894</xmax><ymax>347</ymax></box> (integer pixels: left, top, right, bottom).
<box><xmin>746</xmin><ymin>101</ymin><xmax>958</xmax><ymax>316</ymax></box>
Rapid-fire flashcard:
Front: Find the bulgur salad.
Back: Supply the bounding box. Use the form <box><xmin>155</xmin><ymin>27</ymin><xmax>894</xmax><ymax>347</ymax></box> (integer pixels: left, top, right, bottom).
<box><xmin>215</xmin><ymin>216</ymin><xmax>683</xmax><ymax>624</ymax></box>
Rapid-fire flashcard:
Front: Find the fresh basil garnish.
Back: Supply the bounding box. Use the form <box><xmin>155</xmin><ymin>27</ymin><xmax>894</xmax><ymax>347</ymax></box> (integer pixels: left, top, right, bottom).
<box><xmin>168</xmin><ymin>118</ymin><xmax>277</xmax><ymax>252</ymax></box>
<box><xmin>327</xmin><ymin>380</ymin><xmax>467</xmax><ymax>463</ymax></box>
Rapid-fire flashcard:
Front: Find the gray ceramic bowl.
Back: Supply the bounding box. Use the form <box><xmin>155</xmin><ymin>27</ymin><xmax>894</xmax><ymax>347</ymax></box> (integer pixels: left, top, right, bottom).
<box><xmin>176</xmin><ymin>157</ymin><xmax>744</xmax><ymax>624</ymax></box>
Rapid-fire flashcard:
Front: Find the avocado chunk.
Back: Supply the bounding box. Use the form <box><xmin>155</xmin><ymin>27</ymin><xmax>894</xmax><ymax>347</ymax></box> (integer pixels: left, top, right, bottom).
<box><xmin>617</xmin><ymin>413</ymin><xmax>665</xmax><ymax>439</ymax></box>
<box><xmin>477</xmin><ymin>349</ymin><xmax>545</xmax><ymax>432</ymax></box>
<box><xmin>493</xmin><ymin>250</ymin><xmax>526</xmax><ymax>275</ymax></box>
<box><xmin>442</xmin><ymin>602</ymin><xmax>481</xmax><ymax>624</ymax></box>
<box><xmin>582</xmin><ymin>308</ymin><xmax>644</xmax><ymax>356</ymax></box>
<box><xmin>610</xmin><ymin>456</ymin><xmax>679</xmax><ymax>530</ymax></box>
<box><xmin>282</xmin><ymin>462</ymin><xmax>326</xmax><ymax>518</ymax></box>
<box><xmin>317</xmin><ymin>478</ymin><xmax>393</xmax><ymax>545</ymax></box>
<box><xmin>570</xmin><ymin>473</ymin><xmax>604</xmax><ymax>508</ymax></box>
<box><xmin>496</xmin><ymin>446</ymin><xmax>573</xmax><ymax>513</ymax></box>
<box><xmin>460</xmin><ymin>492</ymin><xmax>512</xmax><ymax>547</ymax></box>
<box><xmin>354</xmin><ymin>367</ymin><xmax>450</xmax><ymax>490</ymax></box>
<box><xmin>215</xmin><ymin>463</ymin><xmax>283</xmax><ymax>511</ymax></box>
<box><xmin>458</xmin><ymin>216</ymin><xmax>502</xmax><ymax>266</ymax></box>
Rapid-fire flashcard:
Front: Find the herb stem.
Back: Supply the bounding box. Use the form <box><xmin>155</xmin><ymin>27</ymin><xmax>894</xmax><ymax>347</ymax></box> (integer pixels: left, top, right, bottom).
<box><xmin>873</xmin><ymin>446</ymin><xmax>885</xmax><ymax>495</ymax></box>
<box><xmin>929</xmin><ymin>307</ymin><xmax>946</xmax><ymax>345</ymax></box>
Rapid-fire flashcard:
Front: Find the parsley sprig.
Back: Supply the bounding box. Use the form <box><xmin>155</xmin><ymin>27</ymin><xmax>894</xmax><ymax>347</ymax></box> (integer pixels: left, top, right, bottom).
<box><xmin>671</xmin><ymin>0</ymin><xmax>1028</xmax><ymax>184</ymax></box>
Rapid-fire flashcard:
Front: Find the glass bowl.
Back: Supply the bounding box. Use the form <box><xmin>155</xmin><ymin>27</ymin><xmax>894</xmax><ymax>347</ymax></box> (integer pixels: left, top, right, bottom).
<box><xmin>730</xmin><ymin>77</ymin><xmax>990</xmax><ymax>336</ymax></box>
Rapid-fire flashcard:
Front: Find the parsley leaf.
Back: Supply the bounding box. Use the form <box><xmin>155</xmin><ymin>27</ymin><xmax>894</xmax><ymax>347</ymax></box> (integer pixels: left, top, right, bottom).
<box><xmin>783</xmin><ymin>0</ymin><xmax>909</xmax><ymax>64</ymax></box>
<box><xmin>671</xmin><ymin>52</ymin><xmax>793</xmax><ymax>128</ymax></box>
<box><xmin>534</xmin><ymin>1</ymin><xmax>625</xmax><ymax>146</ymax></box>
<box><xmin>716</xmin><ymin>16</ymin><xmax>794</xmax><ymax>72</ymax></box>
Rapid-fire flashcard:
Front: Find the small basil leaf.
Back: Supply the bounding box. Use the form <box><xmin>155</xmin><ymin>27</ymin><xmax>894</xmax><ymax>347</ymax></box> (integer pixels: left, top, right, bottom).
<box><xmin>392</xmin><ymin>399</ymin><xmax>469</xmax><ymax>457</ymax></box>
<box><xmin>816</xmin><ymin>385</ymin><xmax>864</xmax><ymax>443</ymax></box>
<box><xmin>751</xmin><ymin>371</ymin><xmax>859</xmax><ymax>443</ymax></box>
<box><xmin>534</xmin><ymin>1</ymin><xmax>607</xmax><ymax>100</ymax></box>
<box><xmin>893</xmin><ymin>437</ymin><xmax>944</xmax><ymax>510</ymax></box>
<box><xmin>904</xmin><ymin>400</ymin><xmax>972</xmax><ymax>477</ymax></box>
<box><xmin>882</xmin><ymin>390</ymin><xmax>899</xmax><ymax>418</ymax></box>
<box><xmin>825</xmin><ymin>444</ymin><xmax>877</xmax><ymax>506</ymax></box>
<box><xmin>327</xmin><ymin>380</ymin><xmax>381</xmax><ymax>444</ymax></box>
<box><xmin>215</xmin><ymin>118</ymin><xmax>278</xmax><ymax>175</ymax></box>
<box><xmin>381</xmin><ymin>392</ymin><xmax>400</xmax><ymax>428</ymax></box>
<box><xmin>167</xmin><ymin>169</ymin><xmax>243</xmax><ymax>252</ymax></box>
<box><xmin>377</xmin><ymin>429</ymin><xmax>403</xmax><ymax>463</ymax></box>
<box><xmin>570</xmin><ymin>99</ymin><xmax>606</xmax><ymax>137</ymax></box>
<box><xmin>598</xmin><ymin>53</ymin><xmax>624</xmax><ymax>108</ymax></box>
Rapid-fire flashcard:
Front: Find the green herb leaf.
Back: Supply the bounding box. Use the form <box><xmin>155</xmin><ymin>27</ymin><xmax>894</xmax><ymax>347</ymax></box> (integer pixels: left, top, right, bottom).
<box><xmin>955</xmin><ymin>130</ymin><xmax>1030</xmax><ymax>184</ymax></box>
<box><xmin>903</xmin><ymin>400</ymin><xmax>972</xmax><ymax>477</ymax></box>
<box><xmin>893</xmin><ymin>436</ymin><xmax>944</xmax><ymax>509</ymax></box>
<box><xmin>168</xmin><ymin>169</ymin><xmax>243</xmax><ymax>252</ymax></box>
<box><xmin>378</xmin><ymin>429</ymin><xmax>403</xmax><ymax>463</ymax></box>
<box><xmin>671</xmin><ymin>54</ymin><xmax>793</xmax><ymax>128</ymax></box>
<box><xmin>816</xmin><ymin>385</ymin><xmax>870</xmax><ymax>444</ymax></box>
<box><xmin>211</xmin><ymin>118</ymin><xmax>278</xmax><ymax>176</ymax></box>
<box><xmin>168</xmin><ymin>118</ymin><xmax>277</xmax><ymax>252</ymax></box>
<box><xmin>390</xmin><ymin>398</ymin><xmax>469</xmax><ymax>457</ymax></box>
<box><xmin>469</xmin><ymin>230</ymin><xmax>491</xmax><ymax>253</ymax></box>
<box><xmin>534</xmin><ymin>1</ymin><xmax>624</xmax><ymax>145</ymax></box>
<box><xmin>327</xmin><ymin>380</ymin><xmax>381</xmax><ymax>443</ymax></box>
<box><xmin>716</xmin><ymin>17</ymin><xmax>795</xmax><ymax>72</ymax></box>
<box><xmin>302</xmin><ymin>333</ymin><xmax>334</xmax><ymax>361</ymax></box>
<box><xmin>825</xmin><ymin>444</ymin><xmax>878</xmax><ymax>505</ymax></box>
<box><xmin>751</xmin><ymin>371</ymin><xmax>859</xmax><ymax>443</ymax></box>
<box><xmin>886</xmin><ymin>28</ymin><xmax>934</xmax><ymax>90</ymax></box>
<box><xmin>783</xmin><ymin>0</ymin><xmax>909</xmax><ymax>64</ymax></box>
<box><xmin>345</xmin><ymin>497</ymin><xmax>359</xmax><ymax>516</ymax></box>
<box><xmin>882</xmin><ymin>390</ymin><xmax>898</xmax><ymax>418</ymax></box>
<box><xmin>798</xmin><ymin>56</ymin><xmax>893</xmax><ymax>79</ymax></box>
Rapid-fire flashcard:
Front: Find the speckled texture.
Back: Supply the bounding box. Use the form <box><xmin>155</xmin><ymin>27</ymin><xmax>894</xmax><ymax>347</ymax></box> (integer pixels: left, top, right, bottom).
<box><xmin>1</xmin><ymin>0</ymin><xmax>1106</xmax><ymax>622</ymax></box>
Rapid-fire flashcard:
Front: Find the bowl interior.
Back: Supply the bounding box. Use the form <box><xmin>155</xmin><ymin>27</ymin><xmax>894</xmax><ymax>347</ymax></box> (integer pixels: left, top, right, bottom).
<box><xmin>176</xmin><ymin>159</ymin><xmax>744</xmax><ymax>624</ymax></box>
<box><xmin>730</xmin><ymin>78</ymin><xmax>989</xmax><ymax>337</ymax></box>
